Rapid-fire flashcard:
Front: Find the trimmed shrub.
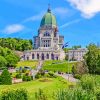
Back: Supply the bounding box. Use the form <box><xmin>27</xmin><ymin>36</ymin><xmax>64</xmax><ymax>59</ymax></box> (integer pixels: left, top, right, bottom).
<box><xmin>16</xmin><ymin>73</ymin><xmax>21</xmax><ymax>79</ymax></box>
<box><xmin>22</xmin><ymin>74</ymin><xmax>32</xmax><ymax>81</ymax></box>
<box><xmin>1</xmin><ymin>89</ymin><xmax>28</xmax><ymax>100</ymax></box>
<box><xmin>35</xmin><ymin>73</ymin><xmax>42</xmax><ymax>79</ymax></box>
<box><xmin>1</xmin><ymin>69</ymin><xmax>12</xmax><ymax>85</ymax></box>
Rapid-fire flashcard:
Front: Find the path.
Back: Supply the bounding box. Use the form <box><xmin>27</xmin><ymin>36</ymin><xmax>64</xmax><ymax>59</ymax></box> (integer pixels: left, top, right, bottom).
<box><xmin>31</xmin><ymin>60</ymin><xmax>43</xmax><ymax>79</ymax></box>
<box><xmin>56</xmin><ymin>73</ymin><xmax>79</xmax><ymax>83</ymax></box>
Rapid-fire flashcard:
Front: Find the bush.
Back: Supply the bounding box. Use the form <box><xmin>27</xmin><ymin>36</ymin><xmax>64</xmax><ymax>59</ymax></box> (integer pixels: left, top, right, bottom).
<box><xmin>55</xmin><ymin>88</ymin><xmax>96</xmax><ymax>100</ymax></box>
<box><xmin>1</xmin><ymin>69</ymin><xmax>12</xmax><ymax>85</ymax></box>
<box><xmin>1</xmin><ymin>89</ymin><xmax>28</xmax><ymax>100</ymax></box>
<box><xmin>94</xmin><ymin>86</ymin><xmax>100</xmax><ymax>100</ymax></box>
<box><xmin>35</xmin><ymin>89</ymin><xmax>47</xmax><ymax>100</ymax></box>
<box><xmin>48</xmin><ymin>71</ymin><xmax>57</xmax><ymax>78</ymax></box>
<box><xmin>22</xmin><ymin>74</ymin><xmax>32</xmax><ymax>81</ymax></box>
<box><xmin>0</xmin><ymin>75</ymin><xmax>2</xmax><ymax>84</ymax></box>
<box><xmin>72</xmin><ymin>61</ymin><xmax>88</xmax><ymax>75</ymax></box>
<box><xmin>16</xmin><ymin>73</ymin><xmax>22</xmax><ymax>79</ymax></box>
<box><xmin>35</xmin><ymin>73</ymin><xmax>42</xmax><ymax>79</ymax></box>
<box><xmin>81</xmin><ymin>75</ymin><xmax>95</xmax><ymax>91</ymax></box>
<box><xmin>74</xmin><ymin>74</ymin><xmax>81</xmax><ymax>79</ymax></box>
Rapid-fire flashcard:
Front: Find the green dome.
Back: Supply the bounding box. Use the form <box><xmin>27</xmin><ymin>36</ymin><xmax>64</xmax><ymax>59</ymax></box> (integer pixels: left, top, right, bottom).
<box><xmin>40</xmin><ymin>9</ymin><xmax>57</xmax><ymax>27</ymax></box>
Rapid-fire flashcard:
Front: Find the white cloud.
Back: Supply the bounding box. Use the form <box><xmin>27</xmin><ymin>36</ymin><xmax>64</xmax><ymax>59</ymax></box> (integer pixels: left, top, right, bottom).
<box><xmin>2</xmin><ymin>24</ymin><xmax>25</xmax><ymax>34</ymax></box>
<box><xmin>53</xmin><ymin>7</ymin><xmax>68</xmax><ymax>15</ymax></box>
<box><xmin>23</xmin><ymin>12</ymin><xmax>45</xmax><ymax>23</ymax></box>
<box><xmin>67</xmin><ymin>0</ymin><xmax>100</xmax><ymax>18</ymax></box>
<box><xmin>60</xmin><ymin>19</ymin><xmax>81</xmax><ymax>28</ymax></box>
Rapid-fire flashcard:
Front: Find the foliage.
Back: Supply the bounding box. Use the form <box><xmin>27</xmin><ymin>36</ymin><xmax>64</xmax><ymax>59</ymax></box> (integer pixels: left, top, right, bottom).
<box><xmin>0</xmin><ymin>38</ymin><xmax>32</xmax><ymax>51</ymax></box>
<box><xmin>35</xmin><ymin>89</ymin><xmax>47</xmax><ymax>100</ymax></box>
<box><xmin>0</xmin><ymin>75</ymin><xmax>2</xmax><ymax>84</ymax></box>
<box><xmin>1</xmin><ymin>89</ymin><xmax>28</xmax><ymax>100</ymax></box>
<box><xmin>55</xmin><ymin>88</ymin><xmax>96</xmax><ymax>100</ymax></box>
<box><xmin>84</xmin><ymin>44</ymin><xmax>100</xmax><ymax>74</ymax></box>
<box><xmin>0</xmin><ymin>56</ymin><xmax>7</xmax><ymax>69</ymax></box>
<box><xmin>81</xmin><ymin>75</ymin><xmax>96</xmax><ymax>91</ymax></box>
<box><xmin>74</xmin><ymin>74</ymin><xmax>81</xmax><ymax>79</ymax></box>
<box><xmin>15</xmin><ymin>73</ymin><xmax>22</xmax><ymax>79</ymax></box>
<box><xmin>48</xmin><ymin>71</ymin><xmax>57</xmax><ymax>78</ymax></box>
<box><xmin>72</xmin><ymin>61</ymin><xmax>88</xmax><ymax>79</ymax></box>
<box><xmin>0</xmin><ymin>46</ymin><xmax>20</xmax><ymax>68</ymax></box>
<box><xmin>63</xmin><ymin>48</ymin><xmax>71</xmax><ymax>53</ymax></box>
<box><xmin>5</xmin><ymin>54</ymin><xmax>20</xmax><ymax>67</ymax></box>
<box><xmin>72</xmin><ymin>45</ymin><xmax>81</xmax><ymax>49</ymax></box>
<box><xmin>1</xmin><ymin>69</ymin><xmax>12</xmax><ymax>85</ymax></box>
<box><xmin>22</xmin><ymin>74</ymin><xmax>32</xmax><ymax>81</ymax></box>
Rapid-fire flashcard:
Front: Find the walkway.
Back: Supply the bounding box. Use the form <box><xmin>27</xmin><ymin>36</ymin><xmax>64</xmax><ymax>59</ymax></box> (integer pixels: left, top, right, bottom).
<box><xmin>57</xmin><ymin>73</ymin><xmax>79</xmax><ymax>83</ymax></box>
<box><xmin>31</xmin><ymin>60</ymin><xmax>43</xmax><ymax>79</ymax></box>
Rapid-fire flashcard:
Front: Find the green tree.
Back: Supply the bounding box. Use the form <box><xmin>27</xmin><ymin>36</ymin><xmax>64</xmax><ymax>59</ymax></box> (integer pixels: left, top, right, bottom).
<box><xmin>5</xmin><ymin>54</ymin><xmax>20</xmax><ymax>67</ymax></box>
<box><xmin>72</xmin><ymin>45</ymin><xmax>81</xmax><ymax>49</ymax></box>
<box><xmin>1</xmin><ymin>69</ymin><xmax>12</xmax><ymax>85</ymax></box>
<box><xmin>0</xmin><ymin>56</ymin><xmax>7</xmax><ymax>69</ymax></box>
<box><xmin>84</xmin><ymin>44</ymin><xmax>100</xmax><ymax>74</ymax></box>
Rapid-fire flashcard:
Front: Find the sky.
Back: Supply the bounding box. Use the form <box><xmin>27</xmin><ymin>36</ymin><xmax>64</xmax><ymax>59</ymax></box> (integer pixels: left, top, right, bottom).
<box><xmin>0</xmin><ymin>0</ymin><xmax>100</xmax><ymax>47</ymax></box>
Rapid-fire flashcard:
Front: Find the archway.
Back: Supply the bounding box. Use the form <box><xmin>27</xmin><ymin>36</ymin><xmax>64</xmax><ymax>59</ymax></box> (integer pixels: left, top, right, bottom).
<box><xmin>41</xmin><ymin>53</ymin><xmax>44</xmax><ymax>60</ymax></box>
<box><xmin>51</xmin><ymin>53</ymin><xmax>54</xmax><ymax>60</ymax></box>
<box><xmin>37</xmin><ymin>54</ymin><xmax>39</xmax><ymax>59</ymax></box>
<box><xmin>46</xmin><ymin>54</ymin><xmax>49</xmax><ymax>59</ymax></box>
<box><xmin>32</xmin><ymin>54</ymin><xmax>34</xmax><ymax>59</ymax></box>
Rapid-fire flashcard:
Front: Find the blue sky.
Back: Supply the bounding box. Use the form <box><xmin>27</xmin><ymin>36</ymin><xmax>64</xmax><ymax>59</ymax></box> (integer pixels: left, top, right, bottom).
<box><xmin>0</xmin><ymin>0</ymin><xmax>100</xmax><ymax>47</ymax></box>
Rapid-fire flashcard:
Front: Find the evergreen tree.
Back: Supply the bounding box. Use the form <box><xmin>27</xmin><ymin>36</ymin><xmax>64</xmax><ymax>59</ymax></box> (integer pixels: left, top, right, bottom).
<box><xmin>1</xmin><ymin>69</ymin><xmax>12</xmax><ymax>85</ymax></box>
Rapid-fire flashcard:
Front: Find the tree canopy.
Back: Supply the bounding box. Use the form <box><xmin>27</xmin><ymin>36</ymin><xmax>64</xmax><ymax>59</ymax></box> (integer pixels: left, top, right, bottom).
<box><xmin>84</xmin><ymin>44</ymin><xmax>100</xmax><ymax>74</ymax></box>
<box><xmin>0</xmin><ymin>46</ymin><xmax>20</xmax><ymax>68</ymax></box>
<box><xmin>0</xmin><ymin>38</ymin><xmax>32</xmax><ymax>51</ymax></box>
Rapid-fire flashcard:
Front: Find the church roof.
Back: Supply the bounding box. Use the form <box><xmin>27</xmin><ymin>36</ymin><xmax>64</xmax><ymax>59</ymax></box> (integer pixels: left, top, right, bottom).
<box><xmin>40</xmin><ymin>7</ymin><xmax>57</xmax><ymax>27</ymax></box>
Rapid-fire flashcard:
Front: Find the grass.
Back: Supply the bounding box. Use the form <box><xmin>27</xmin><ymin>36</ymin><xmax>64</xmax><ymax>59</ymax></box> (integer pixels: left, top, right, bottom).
<box><xmin>0</xmin><ymin>77</ymin><xmax>72</xmax><ymax>100</ymax></box>
<box><xmin>16</xmin><ymin>60</ymin><xmax>38</xmax><ymax>69</ymax></box>
<box><xmin>42</xmin><ymin>60</ymin><xmax>77</xmax><ymax>73</ymax></box>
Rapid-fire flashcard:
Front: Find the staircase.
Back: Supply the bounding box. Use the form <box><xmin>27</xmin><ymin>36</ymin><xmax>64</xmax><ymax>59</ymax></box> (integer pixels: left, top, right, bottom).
<box><xmin>31</xmin><ymin>60</ymin><xmax>44</xmax><ymax>79</ymax></box>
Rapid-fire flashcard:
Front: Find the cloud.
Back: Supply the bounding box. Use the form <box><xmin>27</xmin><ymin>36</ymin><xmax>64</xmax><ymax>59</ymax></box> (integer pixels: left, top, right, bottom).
<box><xmin>60</xmin><ymin>19</ymin><xmax>81</xmax><ymax>28</ymax></box>
<box><xmin>24</xmin><ymin>7</ymin><xmax>69</xmax><ymax>23</ymax></box>
<box><xmin>67</xmin><ymin>0</ymin><xmax>100</xmax><ymax>18</ymax></box>
<box><xmin>2</xmin><ymin>24</ymin><xmax>25</xmax><ymax>34</ymax></box>
<box><xmin>53</xmin><ymin>7</ymin><xmax>68</xmax><ymax>15</ymax></box>
<box><xmin>23</xmin><ymin>11</ymin><xmax>45</xmax><ymax>23</ymax></box>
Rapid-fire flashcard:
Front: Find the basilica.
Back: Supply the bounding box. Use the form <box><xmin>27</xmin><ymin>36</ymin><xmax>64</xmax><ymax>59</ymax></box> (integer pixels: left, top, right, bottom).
<box><xmin>22</xmin><ymin>7</ymin><xmax>65</xmax><ymax>60</ymax></box>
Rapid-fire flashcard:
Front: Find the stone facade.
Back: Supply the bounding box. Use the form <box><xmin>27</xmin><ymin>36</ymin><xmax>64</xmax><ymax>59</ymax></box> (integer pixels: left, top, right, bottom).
<box><xmin>68</xmin><ymin>48</ymin><xmax>88</xmax><ymax>61</ymax></box>
<box><xmin>22</xmin><ymin>7</ymin><xmax>65</xmax><ymax>61</ymax></box>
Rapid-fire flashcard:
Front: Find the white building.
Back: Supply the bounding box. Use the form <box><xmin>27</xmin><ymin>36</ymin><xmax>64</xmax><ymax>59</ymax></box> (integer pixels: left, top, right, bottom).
<box><xmin>22</xmin><ymin>7</ymin><xmax>65</xmax><ymax>61</ymax></box>
<box><xmin>68</xmin><ymin>48</ymin><xmax>88</xmax><ymax>61</ymax></box>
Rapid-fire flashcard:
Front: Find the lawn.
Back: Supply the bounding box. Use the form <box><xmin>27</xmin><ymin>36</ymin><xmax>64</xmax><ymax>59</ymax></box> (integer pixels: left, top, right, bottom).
<box><xmin>42</xmin><ymin>60</ymin><xmax>78</xmax><ymax>73</ymax></box>
<box><xmin>16</xmin><ymin>60</ymin><xmax>38</xmax><ymax>69</ymax></box>
<box><xmin>0</xmin><ymin>77</ymin><xmax>72</xmax><ymax>100</ymax></box>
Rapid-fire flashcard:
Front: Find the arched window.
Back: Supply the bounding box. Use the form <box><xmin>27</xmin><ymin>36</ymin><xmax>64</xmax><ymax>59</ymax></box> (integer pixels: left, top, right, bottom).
<box><xmin>51</xmin><ymin>53</ymin><xmax>54</xmax><ymax>60</ymax></box>
<box><xmin>47</xmin><ymin>54</ymin><xmax>49</xmax><ymax>59</ymax></box>
<box><xmin>41</xmin><ymin>53</ymin><xmax>44</xmax><ymax>60</ymax></box>
<box><xmin>32</xmin><ymin>54</ymin><xmax>34</xmax><ymax>59</ymax></box>
<box><xmin>44</xmin><ymin>31</ymin><xmax>50</xmax><ymax>37</ymax></box>
<box><xmin>37</xmin><ymin>54</ymin><xmax>39</xmax><ymax>59</ymax></box>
